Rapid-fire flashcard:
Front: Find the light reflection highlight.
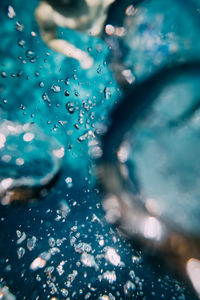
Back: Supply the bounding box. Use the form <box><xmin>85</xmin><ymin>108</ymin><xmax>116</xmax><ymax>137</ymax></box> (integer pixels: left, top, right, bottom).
<box><xmin>117</xmin><ymin>142</ymin><xmax>130</xmax><ymax>163</ymax></box>
<box><xmin>23</xmin><ymin>132</ymin><xmax>34</xmax><ymax>142</ymax></box>
<box><xmin>186</xmin><ymin>258</ymin><xmax>200</xmax><ymax>296</ymax></box>
<box><xmin>103</xmin><ymin>195</ymin><xmax>121</xmax><ymax>224</ymax></box>
<box><xmin>16</xmin><ymin>157</ymin><xmax>24</xmax><ymax>166</ymax></box>
<box><xmin>0</xmin><ymin>133</ymin><xmax>6</xmax><ymax>149</ymax></box>
<box><xmin>30</xmin><ymin>257</ymin><xmax>46</xmax><ymax>271</ymax></box>
<box><xmin>1</xmin><ymin>155</ymin><xmax>11</xmax><ymax>163</ymax></box>
<box><xmin>142</xmin><ymin>216</ymin><xmax>163</xmax><ymax>241</ymax></box>
<box><xmin>105</xmin><ymin>247</ymin><xmax>122</xmax><ymax>266</ymax></box>
<box><xmin>0</xmin><ymin>178</ymin><xmax>13</xmax><ymax>191</ymax></box>
<box><xmin>53</xmin><ymin>147</ymin><xmax>65</xmax><ymax>158</ymax></box>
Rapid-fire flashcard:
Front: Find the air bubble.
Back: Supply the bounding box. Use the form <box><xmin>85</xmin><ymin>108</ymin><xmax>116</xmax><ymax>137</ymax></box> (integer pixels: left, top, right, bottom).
<box><xmin>18</xmin><ymin>39</ymin><xmax>26</xmax><ymax>48</ymax></box>
<box><xmin>8</xmin><ymin>5</ymin><xmax>16</xmax><ymax>19</ymax></box>
<box><xmin>1</xmin><ymin>72</ymin><xmax>7</xmax><ymax>78</ymax></box>
<box><xmin>104</xmin><ymin>87</ymin><xmax>111</xmax><ymax>99</ymax></box>
<box><xmin>66</xmin><ymin>101</ymin><xmax>75</xmax><ymax>114</ymax></box>
<box><xmin>25</xmin><ymin>50</ymin><xmax>36</xmax><ymax>59</ymax></box>
<box><xmin>64</xmin><ymin>90</ymin><xmax>69</xmax><ymax>96</ymax></box>
<box><xmin>51</xmin><ymin>84</ymin><xmax>61</xmax><ymax>93</ymax></box>
<box><xmin>17</xmin><ymin>247</ymin><xmax>25</xmax><ymax>259</ymax></box>
<box><xmin>27</xmin><ymin>236</ymin><xmax>37</xmax><ymax>251</ymax></box>
<box><xmin>15</xmin><ymin>22</ymin><xmax>24</xmax><ymax>32</ymax></box>
<box><xmin>39</xmin><ymin>81</ymin><xmax>45</xmax><ymax>88</ymax></box>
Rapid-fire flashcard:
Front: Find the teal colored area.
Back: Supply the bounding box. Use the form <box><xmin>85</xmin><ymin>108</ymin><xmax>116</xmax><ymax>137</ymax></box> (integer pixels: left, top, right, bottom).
<box><xmin>128</xmin><ymin>72</ymin><xmax>200</xmax><ymax>234</ymax></box>
<box><xmin>0</xmin><ymin>0</ymin><xmax>120</xmax><ymax>175</ymax></box>
<box><xmin>122</xmin><ymin>0</ymin><xmax>200</xmax><ymax>81</ymax></box>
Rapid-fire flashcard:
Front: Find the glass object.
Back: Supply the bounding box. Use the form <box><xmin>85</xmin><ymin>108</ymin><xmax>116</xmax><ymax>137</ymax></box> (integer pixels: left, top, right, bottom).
<box><xmin>0</xmin><ymin>120</ymin><xmax>64</xmax><ymax>204</ymax></box>
<box><xmin>98</xmin><ymin>61</ymin><xmax>200</xmax><ymax>296</ymax></box>
<box><xmin>105</xmin><ymin>0</ymin><xmax>200</xmax><ymax>87</ymax></box>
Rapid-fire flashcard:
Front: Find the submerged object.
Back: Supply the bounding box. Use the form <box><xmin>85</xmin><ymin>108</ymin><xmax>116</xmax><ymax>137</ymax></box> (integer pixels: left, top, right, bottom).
<box><xmin>0</xmin><ymin>120</ymin><xmax>64</xmax><ymax>204</ymax></box>
<box><xmin>105</xmin><ymin>0</ymin><xmax>200</xmax><ymax>88</ymax></box>
<box><xmin>98</xmin><ymin>61</ymin><xmax>200</xmax><ymax>296</ymax></box>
